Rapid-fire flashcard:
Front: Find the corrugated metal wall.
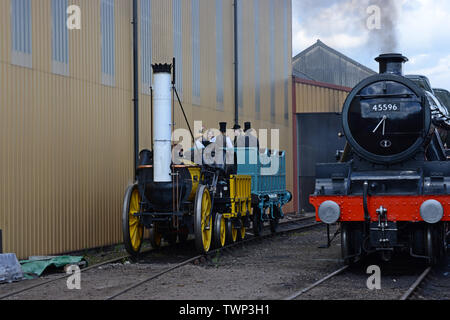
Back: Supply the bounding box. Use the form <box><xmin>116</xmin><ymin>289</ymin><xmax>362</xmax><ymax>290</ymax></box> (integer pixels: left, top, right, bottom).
<box><xmin>294</xmin><ymin>78</ymin><xmax>350</xmax><ymax>113</ymax></box>
<box><xmin>0</xmin><ymin>0</ymin><xmax>292</xmax><ymax>258</ymax></box>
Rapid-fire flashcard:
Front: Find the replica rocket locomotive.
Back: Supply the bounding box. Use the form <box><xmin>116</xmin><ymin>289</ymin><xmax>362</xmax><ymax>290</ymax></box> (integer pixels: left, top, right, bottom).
<box><xmin>310</xmin><ymin>54</ymin><xmax>449</xmax><ymax>264</ymax></box>
<box><xmin>122</xmin><ymin>63</ymin><xmax>291</xmax><ymax>256</ymax></box>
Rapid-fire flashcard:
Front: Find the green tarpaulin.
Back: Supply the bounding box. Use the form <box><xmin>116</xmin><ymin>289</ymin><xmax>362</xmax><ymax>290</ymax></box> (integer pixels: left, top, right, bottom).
<box><xmin>20</xmin><ymin>256</ymin><xmax>86</xmax><ymax>279</ymax></box>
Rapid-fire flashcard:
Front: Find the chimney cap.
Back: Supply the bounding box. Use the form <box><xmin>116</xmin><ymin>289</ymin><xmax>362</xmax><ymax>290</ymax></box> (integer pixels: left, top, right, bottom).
<box><xmin>152</xmin><ymin>63</ymin><xmax>172</xmax><ymax>74</ymax></box>
<box><xmin>375</xmin><ymin>53</ymin><xmax>408</xmax><ymax>64</ymax></box>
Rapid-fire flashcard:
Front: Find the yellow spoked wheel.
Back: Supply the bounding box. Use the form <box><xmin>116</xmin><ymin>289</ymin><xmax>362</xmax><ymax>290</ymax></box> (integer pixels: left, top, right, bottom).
<box><xmin>150</xmin><ymin>223</ymin><xmax>162</xmax><ymax>249</ymax></box>
<box><xmin>122</xmin><ymin>184</ymin><xmax>144</xmax><ymax>256</ymax></box>
<box><xmin>213</xmin><ymin>213</ymin><xmax>226</xmax><ymax>248</ymax></box>
<box><xmin>194</xmin><ymin>185</ymin><xmax>213</xmax><ymax>253</ymax></box>
<box><xmin>226</xmin><ymin>220</ymin><xmax>238</xmax><ymax>244</ymax></box>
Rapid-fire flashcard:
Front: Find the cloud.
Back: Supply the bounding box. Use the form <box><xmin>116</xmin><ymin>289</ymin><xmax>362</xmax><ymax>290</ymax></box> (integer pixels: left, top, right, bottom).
<box><xmin>292</xmin><ymin>0</ymin><xmax>450</xmax><ymax>88</ymax></box>
<box><xmin>407</xmin><ymin>55</ymin><xmax>450</xmax><ymax>88</ymax></box>
<box><xmin>408</xmin><ymin>54</ymin><xmax>430</xmax><ymax>66</ymax></box>
<box><xmin>293</xmin><ymin>0</ymin><xmax>401</xmax><ymax>54</ymax></box>
<box><xmin>293</xmin><ymin>28</ymin><xmax>368</xmax><ymax>54</ymax></box>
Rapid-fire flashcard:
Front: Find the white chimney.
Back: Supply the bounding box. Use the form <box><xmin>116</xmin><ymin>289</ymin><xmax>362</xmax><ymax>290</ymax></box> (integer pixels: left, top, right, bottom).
<box><xmin>152</xmin><ymin>64</ymin><xmax>172</xmax><ymax>182</ymax></box>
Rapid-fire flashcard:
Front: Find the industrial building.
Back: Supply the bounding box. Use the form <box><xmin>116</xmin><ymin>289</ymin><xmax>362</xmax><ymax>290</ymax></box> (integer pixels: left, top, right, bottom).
<box><xmin>292</xmin><ymin>40</ymin><xmax>376</xmax><ymax>213</ymax></box>
<box><xmin>0</xmin><ymin>0</ymin><xmax>293</xmax><ymax>258</ymax></box>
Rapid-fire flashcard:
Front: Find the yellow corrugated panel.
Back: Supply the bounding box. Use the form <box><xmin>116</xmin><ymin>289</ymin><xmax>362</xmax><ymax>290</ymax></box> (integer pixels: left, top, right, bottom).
<box><xmin>294</xmin><ymin>81</ymin><xmax>349</xmax><ymax>113</ymax></box>
<box><xmin>0</xmin><ymin>0</ymin><xmax>294</xmax><ymax>258</ymax></box>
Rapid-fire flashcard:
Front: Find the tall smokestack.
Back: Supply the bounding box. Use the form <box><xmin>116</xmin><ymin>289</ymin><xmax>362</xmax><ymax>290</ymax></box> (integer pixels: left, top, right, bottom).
<box><xmin>375</xmin><ymin>53</ymin><xmax>408</xmax><ymax>76</ymax></box>
<box><xmin>152</xmin><ymin>64</ymin><xmax>172</xmax><ymax>183</ymax></box>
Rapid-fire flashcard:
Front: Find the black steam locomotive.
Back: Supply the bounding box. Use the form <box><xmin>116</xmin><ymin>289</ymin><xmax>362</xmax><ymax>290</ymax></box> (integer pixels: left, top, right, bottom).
<box><xmin>311</xmin><ymin>54</ymin><xmax>449</xmax><ymax>264</ymax></box>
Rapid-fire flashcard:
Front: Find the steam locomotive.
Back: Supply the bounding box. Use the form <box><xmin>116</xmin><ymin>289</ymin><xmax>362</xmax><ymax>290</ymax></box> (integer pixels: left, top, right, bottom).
<box><xmin>122</xmin><ymin>63</ymin><xmax>291</xmax><ymax>256</ymax></box>
<box><xmin>311</xmin><ymin>54</ymin><xmax>449</xmax><ymax>264</ymax></box>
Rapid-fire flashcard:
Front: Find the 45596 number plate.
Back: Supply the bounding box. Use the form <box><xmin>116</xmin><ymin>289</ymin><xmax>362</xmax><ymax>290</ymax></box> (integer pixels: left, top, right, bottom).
<box><xmin>370</xmin><ymin>103</ymin><xmax>400</xmax><ymax>112</ymax></box>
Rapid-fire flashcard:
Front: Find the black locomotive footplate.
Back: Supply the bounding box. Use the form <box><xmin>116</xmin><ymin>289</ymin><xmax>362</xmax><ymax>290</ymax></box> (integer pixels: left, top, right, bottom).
<box><xmin>369</xmin><ymin>222</ymin><xmax>398</xmax><ymax>247</ymax></box>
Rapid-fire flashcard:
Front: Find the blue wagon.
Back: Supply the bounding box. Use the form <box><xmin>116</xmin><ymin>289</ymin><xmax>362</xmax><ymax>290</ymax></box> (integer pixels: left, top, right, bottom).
<box><xmin>236</xmin><ymin>147</ymin><xmax>292</xmax><ymax>234</ymax></box>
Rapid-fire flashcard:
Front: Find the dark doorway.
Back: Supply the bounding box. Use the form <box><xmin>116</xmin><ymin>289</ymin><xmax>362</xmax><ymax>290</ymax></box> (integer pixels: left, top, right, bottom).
<box><xmin>297</xmin><ymin>113</ymin><xmax>345</xmax><ymax>213</ymax></box>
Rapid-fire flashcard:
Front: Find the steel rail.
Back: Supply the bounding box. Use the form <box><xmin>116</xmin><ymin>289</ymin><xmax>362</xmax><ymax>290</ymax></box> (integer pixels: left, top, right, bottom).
<box><xmin>400</xmin><ymin>267</ymin><xmax>432</xmax><ymax>300</ymax></box>
<box><xmin>0</xmin><ymin>216</ymin><xmax>317</xmax><ymax>300</ymax></box>
<box><xmin>283</xmin><ymin>265</ymin><xmax>349</xmax><ymax>300</ymax></box>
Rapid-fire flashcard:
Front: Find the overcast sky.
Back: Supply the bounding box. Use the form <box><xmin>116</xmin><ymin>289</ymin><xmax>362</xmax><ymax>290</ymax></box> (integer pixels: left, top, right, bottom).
<box><xmin>292</xmin><ymin>0</ymin><xmax>450</xmax><ymax>89</ymax></box>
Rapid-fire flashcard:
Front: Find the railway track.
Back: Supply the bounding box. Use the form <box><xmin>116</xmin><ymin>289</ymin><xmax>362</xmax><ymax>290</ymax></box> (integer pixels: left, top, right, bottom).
<box><xmin>283</xmin><ymin>263</ymin><xmax>436</xmax><ymax>301</ymax></box>
<box><xmin>400</xmin><ymin>267</ymin><xmax>432</xmax><ymax>300</ymax></box>
<box><xmin>106</xmin><ymin>216</ymin><xmax>320</xmax><ymax>300</ymax></box>
<box><xmin>0</xmin><ymin>215</ymin><xmax>322</xmax><ymax>300</ymax></box>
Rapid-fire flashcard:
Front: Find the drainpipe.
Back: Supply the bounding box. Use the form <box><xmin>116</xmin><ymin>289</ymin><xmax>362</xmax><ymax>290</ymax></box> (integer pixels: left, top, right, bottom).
<box><xmin>132</xmin><ymin>0</ymin><xmax>139</xmax><ymax>178</ymax></box>
<box><xmin>234</xmin><ymin>0</ymin><xmax>239</xmax><ymax>127</ymax></box>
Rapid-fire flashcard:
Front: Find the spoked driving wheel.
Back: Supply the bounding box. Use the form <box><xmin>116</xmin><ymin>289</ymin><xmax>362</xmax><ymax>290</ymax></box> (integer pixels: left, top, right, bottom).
<box><xmin>194</xmin><ymin>185</ymin><xmax>213</xmax><ymax>253</ymax></box>
<box><xmin>213</xmin><ymin>213</ymin><xmax>226</xmax><ymax>248</ymax></box>
<box><xmin>122</xmin><ymin>184</ymin><xmax>144</xmax><ymax>256</ymax></box>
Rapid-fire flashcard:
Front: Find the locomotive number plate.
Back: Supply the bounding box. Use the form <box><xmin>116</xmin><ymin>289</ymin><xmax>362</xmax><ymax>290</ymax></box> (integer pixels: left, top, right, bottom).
<box><xmin>370</xmin><ymin>103</ymin><xmax>400</xmax><ymax>112</ymax></box>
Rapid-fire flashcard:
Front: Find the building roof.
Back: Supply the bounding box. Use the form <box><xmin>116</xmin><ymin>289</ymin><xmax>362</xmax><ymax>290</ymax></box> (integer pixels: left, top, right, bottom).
<box><xmin>293</xmin><ymin>40</ymin><xmax>376</xmax><ymax>75</ymax></box>
<box><xmin>293</xmin><ymin>40</ymin><xmax>376</xmax><ymax>88</ymax></box>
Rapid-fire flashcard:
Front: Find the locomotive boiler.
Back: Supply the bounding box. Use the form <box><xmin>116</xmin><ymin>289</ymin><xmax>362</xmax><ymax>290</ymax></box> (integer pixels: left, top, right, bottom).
<box><xmin>310</xmin><ymin>54</ymin><xmax>449</xmax><ymax>264</ymax></box>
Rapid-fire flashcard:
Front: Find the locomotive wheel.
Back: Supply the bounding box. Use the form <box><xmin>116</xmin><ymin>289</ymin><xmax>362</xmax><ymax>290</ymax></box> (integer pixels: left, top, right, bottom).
<box><xmin>226</xmin><ymin>220</ymin><xmax>238</xmax><ymax>244</ymax></box>
<box><xmin>341</xmin><ymin>223</ymin><xmax>356</xmax><ymax>264</ymax></box>
<box><xmin>270</xmin><ymin>219</ymin><xmax>279</xmax><ymax>234</ymax></box>
<box><xmin>437</xmin><ymin>223</ymin><xmax>447</xmax><ymax>260</ymax></box>
<box><xmin>122</xmin><ymin>184</ymin><xmax>144</xmax><ymax>256</ymax></box>
<box><xmin>341</xmin><ymin>223</ymin><xmax>364</xmax><ymax>264</ymax></box>
<box><xmin>253</xmin><ymin>208</ymin><xmax>263</xmax><ymax>236</ymax></box>
<box><xmin>426</xmin><ymin>225</ymin><xmax>437</xmax><ymax>265</ymax></box>
<box><xmin>444</xmin><ymin>223</ymin><xmax>449</xmax><ymax>259</ymax></box>
<box><xmin>194</xmin><ymin>185</ymin><xmax>213</xmax><ymax>253</ymax></box>
<box><xmin>270</xmin><ymin>206</ymin><xmax>280</xmax><ymax>234</ymax></box>
<box><xmin>149</xmin><ymin>223</ymin><xmax>162</xmax><ymax>249</ymax></box>
<box><xmin>213</xmin><ymin>213</ymin><xmax>226</xmax><ymax>248</ymax></box>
